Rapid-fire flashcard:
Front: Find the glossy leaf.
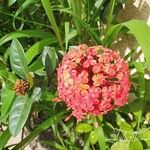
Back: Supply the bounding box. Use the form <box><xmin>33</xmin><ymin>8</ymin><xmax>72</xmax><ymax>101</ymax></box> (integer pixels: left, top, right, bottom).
<box><xmin>10</xmin><ymin>39</ymin><xmax>29</xmax><ymax>79</ymax></box>
<box><xmin>31</xmin><ymin>87</ymin><xmax>42</xmax><ymax>102</ymax></box>
<box><xmin>9</xmin><ymin>95</ymin><xmax>33</xmax><ymax>137</ymax></box>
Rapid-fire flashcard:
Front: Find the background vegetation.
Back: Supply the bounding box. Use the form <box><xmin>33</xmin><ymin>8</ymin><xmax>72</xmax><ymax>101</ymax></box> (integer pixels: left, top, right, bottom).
<box><xmin>0</xmin><ymin>0</ymin><xmax>150</xmax><ymax>149</ymax></box>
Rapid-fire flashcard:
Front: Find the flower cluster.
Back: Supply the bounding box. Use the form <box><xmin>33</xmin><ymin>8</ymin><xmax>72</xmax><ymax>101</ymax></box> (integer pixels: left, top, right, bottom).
<box><xmin>13</xmin><ymin>79</ymin><xmax>29</xmax><ymax>96</ymax></box>
<box><xmin>57</xmin><ymin>44</ymin><xmax>130</xmax><ymax>121</ymax></box>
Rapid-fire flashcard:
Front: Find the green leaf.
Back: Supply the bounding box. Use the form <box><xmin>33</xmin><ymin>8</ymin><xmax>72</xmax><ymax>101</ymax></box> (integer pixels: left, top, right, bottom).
<box><xmin>8</xmin><ymin>0</ymin><xmax>17</xmax><ymax>6</ymax></box>
<box><xmin>65</xmin><ymin>22</ymin><xmax>77</xmax><ymax>50</ymax></box>
<box><xmin>9</xmin><ymin>95</ymin><xmax>33</xmax><ymax>137</ymax></box>
<box><xmin>42</xmin><ymin>141</ymin><xmax>67</xmax><ymax>150</ymax></box>
<box><xmin>129</xmin><ymin>138</ymin><xmax>143</xmax><ymax>150</ymax></box>
<box><xmin>89</xmin><ymin>131</ymin><xmax>98</xmax><ymax>145</ymax></box>
<box><xmin>42</xmin><ymin>46</ymin><xmax>58</xmax><ymax>77</ymax></box>
<box><xmin>29</xmin><ymin>55</ymin><xmax>44</xmax><ymax>72</ymax></box>
<box><xmin>103</xmin><ymin>24</ymin><xmax>123</xmax><ymax>46</ymax></box>
<box><xmin>75</xmin><ymin>123</ymin><xmax>93</xmax><ymax>133</ymax></box>
<box><xmin>138</xmin><ymin>129</ymin><xmax>150</xmax><ymax>148</ymax></box>
<box><xmin>107</xmin><ymin>0</ymin><xmax>116</xmax><ymax>28</ymax></box>
<box><xmin>104</xmin><ymin>20</ymin><xmax>150</xmax><ymax>70</ymax></box>
<box><xmin>0</xmin><ymin>30</ymin><xmax>51</xmax><ymax>46</ymax></box>
<box><xmin>41</xmin><ymin>0</ymin><xmax>63</xmax><ymax>49</ymax></box>
<box><xmin>13</xmin><ymin>0</ymin><xmax>37</xmax><ymax>30</ymax></box>
<box><xmin>12</xmin><ymin>111</ymin><xmax>68</xmax><ymax>150</ymax></box>
<box><xmin>0</xmin><ymin>129</ymin><xmax>11</xmax><ymax>150</ymax></box>
<box><xmin>117</xmin><ymin>116</ymin><xmax>134</xmax><ymax>139</ymax></box>
<box><xmin>10</xmin><ymin>39</ymin><xmax>29</xmax><ymax>79</ymax></box>
<box><xmin>95</xmin><ymin>126</ymin><xmax>106</xmax><ymax>150</ymax></box>
<box><xmin>144</xmin><ymin>79</ymin><xmax>150</xmax><ymax>101</ymax></box>
<box><xmin>111</xmin><ymin>140</ymin><xmax>130</xmax><ymax>150</ymax></box>
<box><xmin>31</xmin><ymin>87</ymin><xmax>42</xmax><ymax>102</ymax></box>
<box><xmin>133</xmin><ymin>62</ymin><xmax>145</xmax><ymax>100</ymax></box>
<box><xmin>25</xmin><ymin>38</ymin><xmax>57</xmax><ymax>64</ymax></box>
<box><xmin>83</xmin><ymin>133</ymin><xmax>90</xmax><ymax>150</ymax></box>
<box><xmin>0</xmin><ymin>69</ymin><xmax>17</xmax><ymax>83</ymax></box>
<box><xmin>123</xmin><ymin>20</ymin><xmax>150</xmax><ymax>69</ymax></box>
<box><xmin>56</xmin><ymin>8</ymin><xmax>102</xmax><ymax>44</ymax></box>
<box><xmin>145</xmin><ymin>112</ymin><xmax>150</xmax><ymax>124</ymax></box>
<box><xmin>1</xmin><ymin>89</ymin><xmax>15</xmax><ymax>121</ymax></box>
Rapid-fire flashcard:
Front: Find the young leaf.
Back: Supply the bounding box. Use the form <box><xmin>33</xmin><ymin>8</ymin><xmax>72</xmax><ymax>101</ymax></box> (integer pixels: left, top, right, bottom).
<box><xmin>75</xmin><ymin>123</ymin><xmax>93</xmax><ymax>133</ymax></box>
<box><xmin>10</xmin><ymin>39</ymin><xmax>29</xmax><ymax>79</ymax></box>
<box><xmin>9</xmin><ymin>95</ymin><xmax>33</xmax><ymax>137</ymax></box>
<box><xmin>89</xmin><ymin>131</ymin><xmax>98</xmax><ymax>145</ymax></box>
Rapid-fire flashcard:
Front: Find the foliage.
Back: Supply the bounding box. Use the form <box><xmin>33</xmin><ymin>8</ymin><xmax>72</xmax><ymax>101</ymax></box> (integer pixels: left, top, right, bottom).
<box><xmin>0</xmin><ymin>0</ymin><xmax>150</xmax><ymax>149</ymax></box>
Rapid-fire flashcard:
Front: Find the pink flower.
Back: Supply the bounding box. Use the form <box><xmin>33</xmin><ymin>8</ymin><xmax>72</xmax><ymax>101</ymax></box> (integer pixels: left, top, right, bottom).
<box><xmin>56</xmin><ymin>44</ymin><xmax>130</xmax><ymax>121</ymax></box>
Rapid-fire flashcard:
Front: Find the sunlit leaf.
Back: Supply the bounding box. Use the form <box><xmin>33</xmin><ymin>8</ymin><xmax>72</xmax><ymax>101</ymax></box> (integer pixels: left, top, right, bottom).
<box><xmin>75</xmin><ymin>123</ymin><xmax>93</xmax><ymax>133</ymax></box>
<box><xmin>104</xmin><ymin>20</ymin><xmax>150</xmax><ymax>70</ymax></box>
<box><xmin>111</xmin><ymin>140</ymin><xmax>130</xmax><ymax>150</ymax></box>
